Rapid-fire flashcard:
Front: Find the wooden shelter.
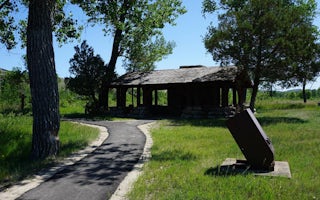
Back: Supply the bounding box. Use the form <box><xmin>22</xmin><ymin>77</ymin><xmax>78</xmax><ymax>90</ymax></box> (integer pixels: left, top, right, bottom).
<box><xmin>110</xmin><ymin>65</ymin><xmax>252</xmax><ymax>118</ymax></box>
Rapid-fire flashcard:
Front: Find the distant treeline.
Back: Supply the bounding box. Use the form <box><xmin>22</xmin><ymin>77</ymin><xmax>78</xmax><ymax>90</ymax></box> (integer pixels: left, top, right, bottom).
<box><xmin>256</xmin><ymin>88</ymin><xmax>320</xmax><ymax>100</ymax></box>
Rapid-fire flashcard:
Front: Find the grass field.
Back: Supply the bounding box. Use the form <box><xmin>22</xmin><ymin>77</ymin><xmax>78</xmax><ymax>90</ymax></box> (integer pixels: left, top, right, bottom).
<box><xmin>0</xmin><ymin>114</ymin><xmax>99</xmax><ymax>187</ymax></box>
<box><xmin>129</xmin><ymin>100</ymin><xmax>320</xmax><ymax>199</ymax></box>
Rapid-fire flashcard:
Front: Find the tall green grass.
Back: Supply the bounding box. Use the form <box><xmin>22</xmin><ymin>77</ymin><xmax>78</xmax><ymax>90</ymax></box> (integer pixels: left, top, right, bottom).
<box><xmin>59</xmin><ymin>88</ymin><xmax>87</xmax><ymax>116</ymax></box>
<box><xmin>0</xmin><ymin>114</ymin><xmax>99</xmax><ymax>186</ymax></box>
<box><xmin>129</xmin><ymin>101</ymin><xmax>320</xmax><ymax>199</ymax></box>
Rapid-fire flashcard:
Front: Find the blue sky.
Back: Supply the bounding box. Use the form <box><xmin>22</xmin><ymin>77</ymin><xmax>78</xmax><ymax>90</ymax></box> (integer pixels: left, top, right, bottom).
<box><xmin>1</xmin><ymin>1</ymin><xmax>320</xmax><ymax>90</ymax></box>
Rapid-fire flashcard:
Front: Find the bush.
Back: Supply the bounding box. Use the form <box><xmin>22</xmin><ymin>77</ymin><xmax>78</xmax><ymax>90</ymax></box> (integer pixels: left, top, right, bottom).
<box><xmin>0</xmin><ymin>68</ymin><xmax>30</xmax><ymax>114</ymax></box>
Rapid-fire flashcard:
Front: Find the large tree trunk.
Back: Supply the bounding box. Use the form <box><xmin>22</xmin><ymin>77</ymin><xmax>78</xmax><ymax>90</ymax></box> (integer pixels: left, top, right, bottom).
<box><xmin>250</xmin><ymin>81</ymin><xmax>259</xmax><ymax>112</ymax></box>
<box><xmin>98</xmin><ymin>35</ymin><xmax>120</xmax><ymax>109</ymax></box>
<box><xmin>99</xmin><ymin>1</ymin><xmax>130</xmax><ymax>109</ymax></box>
<box><xmin>98</xmin><ymin>83</ymin><xmax>109</xmax><ymax>110</ymax></box>
<box><xmin>99</xmin><ymin>27</ymin><xmax>123</xmax><ymax>109</ymax></box>
<box><xmin>27</xmin><ymin>0</ymin><xmax>60</xmax><ymax>159</ymax></box>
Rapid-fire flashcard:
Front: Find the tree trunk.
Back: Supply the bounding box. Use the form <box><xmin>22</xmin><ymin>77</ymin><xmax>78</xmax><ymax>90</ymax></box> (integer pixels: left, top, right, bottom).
<box><xmin>99</xmin><ymin>28</ymin><xmax>123</xmax><ymax>109</ymax></box>
<box><xmin>20</xmin><ymin>93</ymin><xmax>25</xmax><ymax>112</ymax></box>
<box><xmin>250</xmin><ymin>36</ymin><xmax>263</xmax><ymax>113</ymax></box>
<box><xmin>98</xmin><ymin>82</ymin><xmax>109</xmax><ymax>110</ymax></box>
<box><xmin>99</xmin><ymin>1</ymin><xmax>130</xmax><ymax>109</ymax></box>
<box><xmin>109</xmin><ymin>28</ymin><xmax>122</xmax><ymax>72</ymax></box>
<box><xmin>99</xmin><ymin>31</ymin><xmax>122</xmax><ymax>109</ymax></box>
<box><xmin>269</xmin><ymin>84</ymin><xmax>273</xmax><ymax>97</ymax></box>
<box><xmin>302</xmin><ymin>79</ymin><xmax>307</xmax><ymax>103</ymax></box>
<box><xmin>27</xmin><ymin>0</ymin><xmax>60</xmax><ymax>159</ymax></box>
<box><xmin>250</xmin><ymin>69</ymin><xmax>261</xmax><ymax>112</ymax></box>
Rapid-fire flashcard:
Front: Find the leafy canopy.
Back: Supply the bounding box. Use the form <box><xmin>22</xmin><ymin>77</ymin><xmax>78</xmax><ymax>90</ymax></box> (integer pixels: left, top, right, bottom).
<box><xmin>0</xmin><ymin>0</ymin><xmax>82</xmax><ymax>50</ymax></box>
<box><xmin>0</xmin><ymin>0</ymin><xmax>18</xmax><ymax>49</ymax></box>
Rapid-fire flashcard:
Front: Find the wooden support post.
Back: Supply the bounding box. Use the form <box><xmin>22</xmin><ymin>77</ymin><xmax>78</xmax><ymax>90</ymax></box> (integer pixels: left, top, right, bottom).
<box><xmin>137</xmin><ymin>86</ymin><xmax>141</xmax><ymax>106</ymax></box>
<box><xmin>143</xmin><ymin>87</ymin><xmax>152</xmax><ymax>107</ymax></box>
<box><xmin>222</xmin><ymin>87</ymin><xmax>229</xmax><ymax>107</ymax></box>
<box><xmin>116</xmin><ymin>87</ymin><xmax>127</xmax><ymax>108</ymax></box>
<box><xmin>167</xmin><ymin>88</ymin><xmax>176</xmax><ymax>107</ymax></box>
<box><xmin>154</xmin><ymin>89</ymin><xmax>158</xmax><ymax>106</ymax></box>
<box><xmin>116</xmin><ymin>88</ymin><xmax>121</xmax><ymax>108</ymax></box>
<box><xmin>213</xmin><ymin>86</ymin><xmax>220</xmax><ymax>107</ymax></box>
<box><xmin>237</xmin><ymin>88</ymin><xmax>247</xmax><ymax>109</ymax></box>
<box><xmin>233</xmin><ymin>87</ymin><xmax>237</xmax><ymax>107</ymax></box>
<box><xmin>243</xmin><ymin>89</ymin><xmax>247</xmax><ymax>104</ymax></box>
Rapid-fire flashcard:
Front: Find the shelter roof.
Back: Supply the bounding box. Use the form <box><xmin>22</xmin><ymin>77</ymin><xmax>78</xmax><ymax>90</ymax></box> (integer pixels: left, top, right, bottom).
<box><xmin>111</xmin><ymin>65</ymin><xmax>243</xmax><ymax>86</ymax></box>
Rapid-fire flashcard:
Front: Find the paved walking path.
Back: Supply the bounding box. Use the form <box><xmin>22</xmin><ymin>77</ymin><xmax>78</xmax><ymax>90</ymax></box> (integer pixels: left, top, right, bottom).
<box><xmin>16</xmin><ymin>119</ymin><xmax>154</xmax><ymax>200</ymax></box>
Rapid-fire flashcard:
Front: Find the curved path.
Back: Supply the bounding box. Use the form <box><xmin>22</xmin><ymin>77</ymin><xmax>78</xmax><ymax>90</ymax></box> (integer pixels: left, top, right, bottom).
<box><xmin>17</xmin><ymin>120</ymin><xmax>154</xmax><ymax>200</ymax></box>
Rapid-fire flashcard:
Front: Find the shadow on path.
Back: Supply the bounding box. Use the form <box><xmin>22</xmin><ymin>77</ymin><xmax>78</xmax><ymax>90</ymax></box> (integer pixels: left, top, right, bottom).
<box><xmin>18</xmin><ymin>120</ymin><xmax>153</xmax><ymax>200</ymax></box>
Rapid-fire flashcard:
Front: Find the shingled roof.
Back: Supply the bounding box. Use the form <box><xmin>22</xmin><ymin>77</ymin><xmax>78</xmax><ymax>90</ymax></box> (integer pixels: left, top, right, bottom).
<box><xmin>111</xmin><ymin>65</ymin><xmax>240</xmax><ymax>86</ymax></box>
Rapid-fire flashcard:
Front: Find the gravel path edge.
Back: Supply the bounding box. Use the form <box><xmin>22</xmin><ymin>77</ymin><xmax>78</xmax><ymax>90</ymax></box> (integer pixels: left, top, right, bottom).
<box><xmin>109</xmin><ymin>122</ymin><xmax>156</xmax><ymax>200</ymax></box>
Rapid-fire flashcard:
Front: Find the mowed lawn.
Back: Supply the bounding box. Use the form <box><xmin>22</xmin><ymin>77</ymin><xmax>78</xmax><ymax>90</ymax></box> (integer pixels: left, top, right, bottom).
<box><xmin>129</xmin><ymin>101</ymin><xmax>320</xmax><ymax>200</ymax></box>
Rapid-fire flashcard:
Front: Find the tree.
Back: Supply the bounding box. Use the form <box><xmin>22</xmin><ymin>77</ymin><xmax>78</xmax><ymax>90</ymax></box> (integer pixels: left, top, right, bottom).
<box><xmin>67</xmin><ymin>40</ymin><xmax>116</xmax><ymax>113</ymax></box>
<box><xmin>72</xmin><ymin>0</ymin><xmax>186</xmax><ymax>108</ymax></box>
<box><xmin>28</xmin><ymin>1</ymin><xmax>83</xmax><ymax>159</ymax></box>
<box><xmin>284</xmin><ymin>39</ymin><xmax>320</xmax><ymax>103</ymax></box>
<box><xmin>27</xmin><ymin>0</ymin><xmax>61</xmax><ymax>159</ymax></box>
<box><xmin>277</xmin><ymin>3</ymin><xmax>320</xmax><ymax>103</ymax></box>
<box><xmin>203</xmin><ymin>0</ymin><xmax>320</xmax><ymax>110</ymax></box>
<box><xmin>1</xmin><ymin>0</ymin><xmax>82</xmax><ymax>159</ymax></box>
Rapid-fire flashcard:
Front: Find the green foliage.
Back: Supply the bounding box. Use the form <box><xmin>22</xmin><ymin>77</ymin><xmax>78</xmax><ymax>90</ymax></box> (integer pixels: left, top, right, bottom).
<box><xmin>0</xmin><ymin>69</ymin><xmax>89</xmax><ymax>116</ymax></box>
<box><xmin>0</xmin><ymin>0</ymin><xmax>18</xmax><ymax>49</ymax></box>
<box><xmin>52</xmin><ymin>0</ymin><xmax>83</xmax><ymax>46</ymax></box>
<box><xmin>155</xmin><ymin>90</ymin><xmax>168</xmax><ymax>106</ymax></box>
<box><xmin>0</xmin><ymin>0</ymin><xmax>82</xmax><ymax>49</ymax></box>
<box><xmin>59</xmin><ymin>82</ymin><xmax>87</xmax><ymax>116</ymax></box>
<box><xmin>129</xmin><ymin>104</ymin><xmax>320</xmax><ymax>199</ymax></box>
<box><xmin>277</xmin><ymin>0</ymin><xmax>320</xmax><ymax>91</ymax></box>
<box><xmin>0</xmin><ymin>68</ymin><xmax>30</xmax><ymax>113</ymax></box>
<box><xmin>124</xmin><ymin>36</ymin><xmax>176</xmax><ymax>72</ymax></box>
<box><xmin>0</xmin><ymin>114</ymin><xmax>99</xmax><ymax>185</ymax></box>
<box><xmin>202</xmin><ymin>0</ymin><xmax>216</xmax><ymax>16</ymax></box>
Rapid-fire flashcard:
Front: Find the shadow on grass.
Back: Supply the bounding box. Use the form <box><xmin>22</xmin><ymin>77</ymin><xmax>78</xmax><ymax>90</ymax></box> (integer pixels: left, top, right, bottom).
<box><xmin>152</xmin><ymin>149</ymin><xmax>197</xmax><ymax>161</ymax></box>
<box><xmin>205</xmin><ymin>165</ymin><xmax>255</xmax><ymax>177</ymax></box>
<box><xmin>0</xmin><ymin>108</ymin><xmax>32</xmax><ymax>116</ymax></box>
<box><xmin>257</xmin><ymin>116</ymin><xmax>307</xmax><ymax>126</ymax></box>
<box><xmin>59</xmin><ymin>141</ymin><xmax>89</xmax><ymax>157</ymax></box>
<box><xmin>168</xmin><ymin>118</ymin><xmax>227</xmax><ymax>128</ymax></box>
<box><xmin>62</xmin><ymin>111</ymin><xmax>166</xmax><ymax>122</ymax></box>
<box><xmin>61</xmin><ymin>112</ymin><xmax>115</xmax><ymax>121</ymax></box>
